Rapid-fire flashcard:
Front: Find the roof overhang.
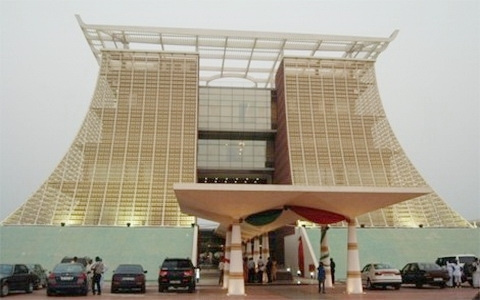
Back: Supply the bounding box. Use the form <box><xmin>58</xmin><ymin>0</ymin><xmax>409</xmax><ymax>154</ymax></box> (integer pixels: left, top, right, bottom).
<box><xmin>76</xmin><ymin>15</ymin><xmax>398</xmax><ymax>89</ymax></box>
<box><xmin>174</xmin><ymin>184</ymin><xmax>431</xmax><ymax>240</ymax></box>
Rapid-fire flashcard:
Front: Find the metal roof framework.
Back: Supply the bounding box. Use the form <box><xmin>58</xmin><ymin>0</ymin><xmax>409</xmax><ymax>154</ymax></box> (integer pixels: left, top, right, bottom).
<box><xmin>76</xmin><ymin>15</ymin><xmax>398</xmax><ymax>88</ymax></box>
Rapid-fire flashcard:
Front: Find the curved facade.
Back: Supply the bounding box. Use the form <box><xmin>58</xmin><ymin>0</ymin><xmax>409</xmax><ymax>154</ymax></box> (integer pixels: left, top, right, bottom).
<box><xmin>1</xmin><ymin>18</ymin><xmax>471</xmax><ymax>228</ymax></box>
<box><xmin>274</xmin><ymin>58</ymin><xmax>470</xmax><ymax>227</ymax></box>
<box><xmin>4</xmin><ymin>51</ymin><xmax>198</xmax><ymax>226</ymax></box>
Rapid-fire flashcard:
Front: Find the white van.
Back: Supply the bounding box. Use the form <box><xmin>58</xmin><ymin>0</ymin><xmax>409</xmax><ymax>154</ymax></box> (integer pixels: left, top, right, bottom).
<box><xmin>435</xmin><ymin>254</ymin><xmax>477</xmax><ymax>267</ymax></box>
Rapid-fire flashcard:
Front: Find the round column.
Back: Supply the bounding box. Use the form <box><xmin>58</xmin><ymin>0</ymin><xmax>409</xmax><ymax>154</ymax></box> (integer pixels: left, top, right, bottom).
<box><xmin>223</xmin><ymin>228</ymin><xmax>231</xmax><ymax>289</ymax></box>
<box><xmin>227</xmin><ymin>222</ymin><xmax>245</xmax><ymax>295</ymax></box>
<box><xmin>320</xmin><ymin>226</ymin><xmax>333</xmax><ymax>288</ymax></box>
<box><xmin>346</xmin><ymin>220</ymin><xmax>363</xmax><ymax>294</ymax></box>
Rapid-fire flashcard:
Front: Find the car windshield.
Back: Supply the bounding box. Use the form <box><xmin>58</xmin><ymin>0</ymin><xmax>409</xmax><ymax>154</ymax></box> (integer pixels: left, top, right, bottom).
<box><xmin>53</xmin><ymin>263</ymin><xmax>84</xmax><ymax>273</ymax></box>
<box><xmin>0</xmin><ymin>264</ymin><xmax>13</xmax><ymax>275</ymax></box>
<box><xmin>116</xmin><ymin>265</ymin><xmax>143</xmax><ymax>273</ymax></box>
<box><xmin>419</xmin><ymin>263</ymin><xmax>441</xmax><ymax>270</ymax></box>
<box><xmin>162</xmin><ymin>260</ymin><xmax>192</xmax><ymax>269</ymax></box>
<box><xmin>373</xmin><ymin>263</ymin><xmax>393</xmax><ymax>269</ymax></box>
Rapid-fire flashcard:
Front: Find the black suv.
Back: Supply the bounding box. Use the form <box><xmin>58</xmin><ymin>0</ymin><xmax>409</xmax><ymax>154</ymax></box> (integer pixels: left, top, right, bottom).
<box><xmin>158</xmin><ymin>258</ymin><xmax>196</xmax><ymax>293</ymax></box>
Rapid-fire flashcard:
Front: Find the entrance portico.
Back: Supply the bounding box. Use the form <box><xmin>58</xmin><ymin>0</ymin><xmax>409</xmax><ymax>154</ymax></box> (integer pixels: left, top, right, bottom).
<box><xmin>174</xmin><ymin>183</ymin><xmax>430</xmax><ymax>295</ymax></box>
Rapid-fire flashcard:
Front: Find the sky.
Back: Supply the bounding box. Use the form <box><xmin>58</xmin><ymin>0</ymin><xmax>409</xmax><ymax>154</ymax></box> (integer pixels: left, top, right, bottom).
<box><xmin>0</xmin><ymin>0</ymin><xmax>479</xmax><ymax>222</ymax></box>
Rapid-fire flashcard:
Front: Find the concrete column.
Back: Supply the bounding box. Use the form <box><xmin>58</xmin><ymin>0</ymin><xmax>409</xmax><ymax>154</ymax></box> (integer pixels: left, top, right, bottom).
<box><xmin>246</xmin><ymin>240</ymin><xmax>253</xmax><ymax>259</ymax></box>
<box><xmin>253</xmin><ymin>237</ymin><xmax>260</xmax><ymax>263</ymax></box>
<box><xmin>320</xmin><ymin>226</ymin><xmax>333</xmax><ymax>288</ymax></box>
<box><xmin>227</xmin><ymin>222</ymin><xmax>245</xmax><ymax>295</ymax></box>
<box><xmin>223</xmin><ymin>228</ymin><xmax>231</xmax><ymax>289</ymax></box>
<box><xmin>191</xmin><ymin>223</ymin><xmax>198</xmax><ymax>267</ymax></box>
<box><xmin>346</xmin><ymin>220</ymin><xmax>363</xmax><ymax>294</ymax></box>
<box><xmin>261</xmin><ymin>233</ymin><xmax>269</xmax><ymax>259</ymax></box>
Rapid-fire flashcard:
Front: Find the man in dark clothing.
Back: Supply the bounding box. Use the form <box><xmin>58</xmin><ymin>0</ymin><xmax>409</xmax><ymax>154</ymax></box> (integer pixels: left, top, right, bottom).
<box><xmin>330</xmin><ymin>258</ymin><xmax>336</xmax><ymax>285</ymax></box>
<box><xmin>247</xmin><ymin>257</ymin><xmax>255</xmax><ymax>283</ymax></box>
<box><xmin>266</xmin><ymin>257</ymin><xmax>273</xmax><ymax>283</ymax></box>
<box><xmin>90</xmin><ymin>256</ymin><xmax>105</xmax><ymax>295</ymax></box>
<box><xmin>317</xmin><ymin>262</ymin><xmax>326</xmax><ymax>293</ymax></box>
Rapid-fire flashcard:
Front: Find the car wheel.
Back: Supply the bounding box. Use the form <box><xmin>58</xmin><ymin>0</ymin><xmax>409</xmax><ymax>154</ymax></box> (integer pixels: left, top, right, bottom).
<box><xmin>1</xmin><ymin>282</ymin><xmax>9</xmax><ymax>297</ymax></box>
<box><xmin>46</xmin><ymin>289</ymin><xmax>54</xmax><ymax>296</ymax></box>
<box><xmin>188</xmin><ymin>284</ymin><xmax>195</xmax><ymax>293</ymax></box>
<box><xmin>26</xmin><ymin>281</ymin><xmax>34</xmax><ymax>293</ymax></box>
<box><xmin>158</xmin><ymin>286</ymin><xmax>164</xmax><ymax>293</ymax></box>
<box><xmin>415</xmin><ymin>282</ymin><xmax>422</xmax><ymax>288</ymax></box>
<box><xmin>141</xmin><ymin>284</ymin><xmax>146</xmax><ymax>293</ymax></box>
<box><xmin>394</xmin><ymin>284</ymin><xmax>401</xmax><ymax>290</ymax></box>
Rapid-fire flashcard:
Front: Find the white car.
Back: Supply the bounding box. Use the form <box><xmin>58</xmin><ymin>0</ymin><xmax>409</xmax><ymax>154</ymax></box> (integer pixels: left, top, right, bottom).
<box><xmin>361</xmin><ymin>263</ymin><xmax>402</xmax><ymax>290</ymax></box>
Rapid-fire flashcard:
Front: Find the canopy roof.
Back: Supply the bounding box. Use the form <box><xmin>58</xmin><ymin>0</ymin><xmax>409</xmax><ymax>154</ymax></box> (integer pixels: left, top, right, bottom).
<box><xmin>76</xmin><ymin>15</ymin><xmax>398</xmax><ymax>89</ymax></box>
<box><xmin>174</xmin><ymin>184</ymin><xmax>430</xmax><ymax>240</ymax></box>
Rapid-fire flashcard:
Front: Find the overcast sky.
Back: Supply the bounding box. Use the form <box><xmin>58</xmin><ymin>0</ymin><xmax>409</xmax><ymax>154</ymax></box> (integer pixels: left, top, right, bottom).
<box><xmin>1</xmin><ymin>0</ymin><xmax>479</xmax><ymax>222</ymax></box>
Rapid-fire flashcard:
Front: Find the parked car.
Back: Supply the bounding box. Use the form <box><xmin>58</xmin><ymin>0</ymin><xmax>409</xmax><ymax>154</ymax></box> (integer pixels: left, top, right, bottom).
<box><xmin>46</xmin><ymin>262</ymin><xmax>89</xmax><ymax>296</ymax></box>
<box><xmin>111</xmin><ymin>264</ymin><xmax>147</xmax><ymax>293</ymax></box>
<box><xmin>400</xmin><ymin>262</ymin><xmax>449</xmax><ymax>288</ymax></box>
<box><xmin>361</xmin><ymin>263</ymin><xmax>402</xmax><ymax>290</ymax></box>
<box><xmin>27</xmin><ymin>264</ymin><xmax>48</xmax><ymax>289</ymax></box>
<box><xmin>0</xmin><ymin>263</ymin><xmax>36</xmax><ymax>297</ymax></box>
<box><xmin>60</xmin><ymin>256</ymin><xmax>91</xmax><ymax>267</ymax></box>
<box><xmin>158</xmin><ymin>258</ymin><xmax>196</xmax><ymax>293</ymax></box>
<box><xmin>435</xmin><ymin>254</ymin><xmax>477</xmax><ymax>284</ymax></box>
<box><xmin>435</xmin><ymin>254</ymin><xmax>477</xmax><ymax>268</ymax></box>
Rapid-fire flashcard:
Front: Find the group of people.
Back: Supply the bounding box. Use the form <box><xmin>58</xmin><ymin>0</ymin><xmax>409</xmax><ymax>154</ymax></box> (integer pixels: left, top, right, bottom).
<box><xmin>446</xmin><ymin>260</ymin><xmax>464</xmax><ymax>288</ymax></box>
<box><xmin>72</xmin><ymin>256</ymin><xmax>106</xmax><ymax>295</ymax></box>
<box><xmin>447</xmin><ymin>258</ymin><xmax>480</xmax><ymax>288</ymax></box>
<box><xmin>239</xmin><ymin>256</ymin><xmax>277</xmax><ymax>284</ymax></box>
<box><xmin>317</xmin><ymin>258</ymin><xmax>336</xmax><ymax>294</ymax></box>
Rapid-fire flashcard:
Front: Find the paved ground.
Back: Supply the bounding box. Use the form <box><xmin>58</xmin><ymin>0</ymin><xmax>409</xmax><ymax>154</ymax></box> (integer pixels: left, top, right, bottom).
<box><xmin>6</xmin><ymin>274</ymin><xmax>480</xmax><ymax>300</ymax></box>
<box><xmin>8</xmin><ymin>283</ymin><xmax>480</xmax><ymax>300</ymax></box>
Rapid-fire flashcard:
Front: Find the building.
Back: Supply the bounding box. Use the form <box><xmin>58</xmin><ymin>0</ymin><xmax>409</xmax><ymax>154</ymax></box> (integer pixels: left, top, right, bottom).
<box><xmin>2</xmin><ymin>16</ymin><xmax>471</xmax><ymax>230</ymax></box>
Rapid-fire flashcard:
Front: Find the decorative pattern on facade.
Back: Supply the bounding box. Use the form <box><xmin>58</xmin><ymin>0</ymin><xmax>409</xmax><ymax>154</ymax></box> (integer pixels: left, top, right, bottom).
<box><xmin>1</xmin><ymin>18</ymin><xmax>471</xmax><ymax>228</ymax></box>
<box><xmin>3</xmin><ymin>51</ymin><xmax>198</xmax><ymax>226</ymax></box>
<box><xmin>275</xmin><ymin>58</ymin><xmax>470</xmax><ymax>227</ymax></box>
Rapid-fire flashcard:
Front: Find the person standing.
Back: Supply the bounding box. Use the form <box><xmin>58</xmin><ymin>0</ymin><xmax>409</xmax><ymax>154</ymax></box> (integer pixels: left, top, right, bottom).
<box><xmin>266</xmin><ymin>257</ymin><xmax>273</xmax><ymax>283</ymax></box>
<box><xmin>271</xmin><ymin>258</ymin><xmax>277</xmax><ymax>282</ymax></box>
<box><xmin>85</xmin><ymin>259</ymin><xmax>94</xmax><ymax>290</ymax></box>
<box><xmin>452</xmin><ymin>260</ymin><xmax>462</xmax><ymax>288</ymax></box>
<box><xmin>330</xmin><ymin>258</ymin><xmax>336</xmax><ymax>285</ymax></box>
<box><xmin>90</xmin><ymin>256</ymin><xmax>105</xmax><ymax>295</ymax></box>
<box><xmin>257</xmin><ymin>256</ymin><xmax>265</xmax><ymax>283</ymax></box>
<box><xmin>446</xmin><ymin>261</ymin><xmax>454</xmax><ymax>287</ymax></box>
<box><xmin>317</xmin><ymin>262</ymin><xmax>326</xmax><ymax>293</ymax></box>
<box><xmin>243</xmin><ymin>257</ymin><xmax>248</xmax><ymax>283</ymax></box>
<box><xmin>472</xmin><ymin>258</ymin><xmax>480</xmax><ymax>288</ymax></box>
<box><xmin>218</xmin><ymin>257</ymin><xmax>225</xmax><ymax>286</ymax></box>
<box><xmin>247</xmin><ymin>257</ymin><xmax>256</xmax><ymax>283</ymax></box>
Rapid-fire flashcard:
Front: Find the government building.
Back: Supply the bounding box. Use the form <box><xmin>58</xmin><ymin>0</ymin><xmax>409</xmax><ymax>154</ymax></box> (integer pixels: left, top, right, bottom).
<box><xmin>2</xmin><ymin>16</ymin><xmax>470</xmax><ymax>229</ymax></box>
<box><xmin>1</xmin><ymin>16</ymin><xmax>476</xmax><ymax>295</ymax></box>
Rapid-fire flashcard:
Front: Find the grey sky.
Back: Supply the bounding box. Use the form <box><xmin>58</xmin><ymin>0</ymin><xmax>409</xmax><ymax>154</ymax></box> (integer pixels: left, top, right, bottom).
<box><xmin>1</xmin><ymin>0</ymin><xmax>479</xmax><ymax>222</ymax></box>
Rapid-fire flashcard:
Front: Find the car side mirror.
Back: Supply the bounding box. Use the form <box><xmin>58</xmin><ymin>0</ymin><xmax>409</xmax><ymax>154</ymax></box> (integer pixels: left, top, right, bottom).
<box><xmin>144</xmin><ymin>270</ymin><xmax>148</xmax><ymax>274</ymax></box>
